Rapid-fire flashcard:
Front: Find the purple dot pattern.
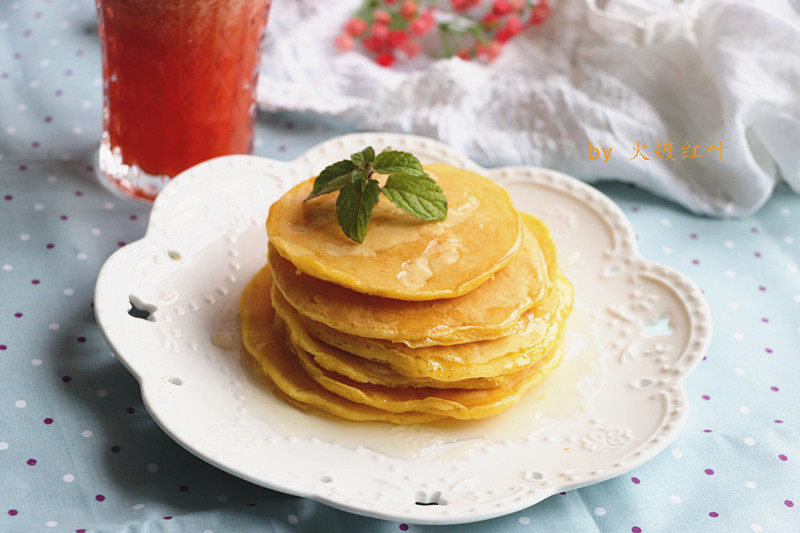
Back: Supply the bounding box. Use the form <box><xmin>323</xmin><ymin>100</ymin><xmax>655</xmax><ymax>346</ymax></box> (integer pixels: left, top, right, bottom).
<box><xmin>0</xmin><ymin>7</ymin><xmax>798</xmax><ymax>529</ymax></box>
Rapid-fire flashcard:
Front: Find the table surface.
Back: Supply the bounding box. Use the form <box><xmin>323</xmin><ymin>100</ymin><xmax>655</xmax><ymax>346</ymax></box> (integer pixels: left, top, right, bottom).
<box><xmin>1</xmin><ymin>1</ymin><xmax>798</xmax><ymax>532</ymax></box>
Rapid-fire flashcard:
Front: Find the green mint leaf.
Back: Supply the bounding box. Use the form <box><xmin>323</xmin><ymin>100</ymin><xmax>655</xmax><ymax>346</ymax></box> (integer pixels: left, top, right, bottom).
<box><xmin>336</xmin><ymin>178</ymin><xmax>382</xmax><ymax>243</ymax></box>
<box><xmin>350</xmin><ymin>146</ymin><xmax>375</xmax><ymax>168</ymax></box>
<box><xmin>305</xmin><ymin>159</ymin><xmax>356</xmax><ymax>201</ymax></box>
<box><xmin>351</xmin><ymin>168</ymin><xmax>368</xmax><ymax>186</ymax></box>
<box><xmin>382</xmin><ymin>171</ymin><xmax>448</xmax><ymax>222</ymax></box>
<box><xmin>373</xmin><ymin>150</ymin><xmax>425</xmax><ymax>176</ymax></box>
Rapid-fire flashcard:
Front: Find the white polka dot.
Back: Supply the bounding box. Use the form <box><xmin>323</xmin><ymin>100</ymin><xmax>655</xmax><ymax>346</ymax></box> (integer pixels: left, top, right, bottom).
<box><xmin>147</xmin><ymin>463</ymin><xmax>158</xmax><ymax>473</ymax></box>
<box><xmin>785</xmin><ymin>236</ymin><xmax>794</xmax><ymax>244</ymax></box>
<box><xmin>6</xmin><ymin>126</ymin><xmax>16</xmax><ymax>135</ymax></box>
<box><xmin>0</xmin><ymin>442</ymin><xmax>8</xmax><ymax>450</ymax></box>
<box><xmin>594</xmin><ymin>507</ymin><xmax>606</xmax><ymax>516</ymax></box>
<box><xmin>72</xmin><ymin>126</ymin><xmax>83</xmax><ymax>135</ymax></box>
<box><xmin>17</xmin><ymin>103</ymin><xmax>27</xmax><ymax>111</ymax></box>
<box><xmin>723</xmin><ymin>240</ymin><xmax>734</xmax><ymax>248</ymax></box>
<box><xmin>729</xmin><ymin>302</ymin><xmax>740</xmax><ymax>310</ymax></box>
<box><xmin>104</xmin><ymin>202</ymin><xmax>114</xmax><ymax>210</ymax></box>
<box><xmin>740</xmin><ymin>406</ymin><xmax>751</xmax><ymax>414</ymax></box>
<box><xmin>47</xmin><ymin>175</ymin><xmax>57</xmax><ymax>183</ymax></box>
<box><xmin>744</xmin><ymin>437</ymin><xmax>755</xmax><ymax>446</ymax></box>
<box><xmin>48</xmin><ymin>322</ymin><xmax>60</xmax><ymax>330</ymax></box>
<box><xmin>81</xmin><ymin>101</ymin><xmax>92</xmax><ymax>109</ymax></box>
<box><xmin>40</xmin><ymin>59</ymin><xmax>51</xmax><ymax>67</ymax></box>
<box><xmin>34</xmin><ymin>203</ymin><xmax>44</xmax><ymax>211</ymax></box>
<box><xmin>2</xmin><ymin>264</ymin><xmax>12</xmax><ymax>271</ymax></box>
<box><xmin>62</xmin><ymin>474</ymin><xmax>74</xmax><ymax>482</ymax></box>
<box><xmin>97</xmin><ymin>389</ymin><xmax>108</xmax><ymax>397</ymax></box>
<box><xmin>77</xmin><ymin>252</ymin><xmax>87</xmax><ymax>260</ymax></box>
<box><xmin>48</xmin><ymin>38</ymin><xmax>58</xmax><ymax>47</ymax></box>
<box><xmin>132</xmin><ymin>503</ymin><xmax>145</xmax><ymax>510</ymax></box>
<box><xmin>92</xmin><ymin>77</ymin><xmax>102</xmax><ymax>86</ymax></box>
<box><xmin>63</xmin><ymin>288</ymin><xmax>74</xmax><ymax>296</ymax></box>
<box><xmin>788</xmin><ymin>263</ymin><xmax>798</xmax><ymax>273</ymax></box>
<box><xmin>725</xmin><ymin>270</ymin><xmax>735</xmax><ymax>278</ymax></box>
<box><xmin>19</xmin><ymin>233</ymin><xmax>29</xmax><ymax>242</ymax></box>
<box><xmin>781</xmin><ymin>207</ymin><xmax>791</xmax><ymax>216</ymax></box>
<box><xmin>745</xmin><ymin>481</ymin><xmax>757</xmax><ymax>488</ymax></box>
<box><xmin>660</xmin><ymin>218</ymin><xmax>672</xmax><ymax>227</ymax></box>
<box><xmin>91</xmin><ymin>228</ymin><xmax>101</xmax><ymax>236</ymax></box>
<box><xmin>59</xmin><ymin>21</ymin><xmax>70</xmax><ymax>29</ymax></box>
<box><xmin>29</xmin><ymin>80</ymin><xmax>39</xmax><ymax>89</ymax></box>
<box><xmin>203</xmin><ymin>530</ymin><xmax>214</xmax><ymax>533</ymax></box>
<box><xmin>671</xmin><ymin>448</ymin><xmax>683</xmax><ymax>459</ymax></box>
<box><xmin>733</xmin><ymin>332</ymin><xmax>744</xmax><ymax>340</ymax></box>
<box><xmin>751</xmin><ymin>523</ymin><xmax>763</xmax><ymax>532</ymax></box>
<box><xmin>45</xmin><ymin>521</ymin><xmax>58</xmax><ymax>527</ymax></box>
<box><xmin>81</xmin><ymin>430</ymin><xmax>93</xmax><ymax>438</ymax></box>
<box><xmin>734</xmin><ymin>367</ymin><xmax>746</xmax><ymax>375</ymax></box>
<box><xmin>217</xmin><ymin>495</ymin><xmax>229</xmax><ymax>502</ymax></box>
<box><xmin>0</xmin><ymin>22</ymin><xmax>7</xmax><ymax>30</ymax></box>
<box><xmin>662</xmin><ymin>246</ymin><xmax>672</xmax><ymax>255</ymax></box>
<box><xmin>794</xmin><ymin>295</ymin><xmax>800</xmax><ymax>302</ymax></box>
<box><xmin>15</xmin><ymin>400</ymin><xmax>26</xmax><ymax>408</ymax></box>
<box><xmin>670</xmin><ymin>495</ymin><xmax>681</xmax><ymax>503</ymax></box>
<box><xmin>518</xmin><ymin>516</ymin><xmax>531</xmax><ymax>525</ymax></box>
<box><xmin>31</xmin><ymin>359</ymin><xmax>42</xmax><ymax>366</ymax></box>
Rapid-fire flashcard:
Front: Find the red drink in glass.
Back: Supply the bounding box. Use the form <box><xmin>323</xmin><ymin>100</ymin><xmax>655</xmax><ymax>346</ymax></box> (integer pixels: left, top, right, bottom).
<box><xmin>95</xmin><ymin>0</ymin><xmax>272</xmax><ymax>201</ymax></box>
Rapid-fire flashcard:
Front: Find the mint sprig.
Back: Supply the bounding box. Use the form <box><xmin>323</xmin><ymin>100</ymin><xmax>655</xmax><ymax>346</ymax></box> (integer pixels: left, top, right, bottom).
<box><xmin>304</xmin><ymin>146</ymin><xmax>448</xmax><ymax>243</ymax></box>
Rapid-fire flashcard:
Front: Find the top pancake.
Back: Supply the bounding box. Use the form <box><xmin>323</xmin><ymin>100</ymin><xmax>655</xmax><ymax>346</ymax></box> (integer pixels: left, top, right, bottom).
<box><xmin>267</xmin><ymin>163</ymin><xmax>522</xmax><ymax>301</ymax></box>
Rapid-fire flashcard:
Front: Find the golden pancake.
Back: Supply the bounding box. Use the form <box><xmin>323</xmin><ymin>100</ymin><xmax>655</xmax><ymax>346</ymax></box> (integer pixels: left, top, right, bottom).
<box><xmin>274</xmin><ymin>286</ymin><xmax>516</xmax><ymax>389</ymax></box>
<box><xmin>269</xmin><ymin>214</ymin><xmax>556</xmax><ymax>347</ymax></box>
<box><xmin>240</xmin><ymin>265</ymin><xmax>443</xmax><ymax>423</ymax></box>
<box><xmin>267</xmin><ymin>163</ymin><xmax>522</xmax><ymax>301</ymax></box>
<box><xmin>273</xmin><ymin>272</ymin><xmax>573</xmax><ymax>382</ymax></box>
<box><xmin>293</xmin><ymin>338</ymin><xmax>564</xmax><ymax>419</ymax></box>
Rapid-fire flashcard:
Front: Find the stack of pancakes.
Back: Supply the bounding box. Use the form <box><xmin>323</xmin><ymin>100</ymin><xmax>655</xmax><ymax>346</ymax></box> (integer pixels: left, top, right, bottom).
<box><xmin>240</xmin><ymin>163</ymin><xmax>573</xmax><ymax>423</ymax></box>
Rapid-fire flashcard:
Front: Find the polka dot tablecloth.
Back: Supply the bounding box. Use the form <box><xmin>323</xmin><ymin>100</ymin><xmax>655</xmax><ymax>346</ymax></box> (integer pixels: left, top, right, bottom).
<box><xmin>1</xmin><ymin>1</ymin><xmax>798</xmax><ymax>532</ymax></box>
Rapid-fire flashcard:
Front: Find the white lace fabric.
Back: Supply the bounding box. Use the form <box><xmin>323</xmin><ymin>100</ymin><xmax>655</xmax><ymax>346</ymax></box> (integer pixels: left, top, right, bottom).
<box><xmin>258</xmin><ymin>0</ymin><xmax>800</xmax><ymax>216</ymax></box>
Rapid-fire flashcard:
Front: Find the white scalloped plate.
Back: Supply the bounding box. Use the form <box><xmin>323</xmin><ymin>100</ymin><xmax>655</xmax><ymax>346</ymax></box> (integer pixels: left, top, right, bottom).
<box><xmin>94</xmin><ymin>133</ymin><xmax>712</xmax><ymax>525</ymax></box>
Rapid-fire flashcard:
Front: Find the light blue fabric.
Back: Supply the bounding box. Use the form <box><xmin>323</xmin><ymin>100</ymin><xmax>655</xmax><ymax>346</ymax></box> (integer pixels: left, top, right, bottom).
<box><xmin>1</xmin><ymin>1</ymin><xmax>798</xmax><ymax>532</ymax></box>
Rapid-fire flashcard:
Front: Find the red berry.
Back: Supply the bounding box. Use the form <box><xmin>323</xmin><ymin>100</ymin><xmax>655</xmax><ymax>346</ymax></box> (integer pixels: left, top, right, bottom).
<box><xmin>451</xmin><ymin>0</ymin><xmax>480</xmax><ymax>11</ymax></box>
<box><xmin>506</xmin><ymin>14</ymin><xmax>523</xmax><ymax>36</ymax></box>
<box><xmin>335</xmin><ymin>33</ymin><xmax>355</xmax><ymax>52</ymax></box>
<box><xmin>362</xmin><ymin>36</ymin><xmax>382</xmax><ymax>53</ymax></box>
<box><xmin>496</xmin><ymin>27</ymin><xmax>512</xmax><ymax>43</ymax></box>
<box><xmin>401</xmin><ymin>39</ymin><xmax>422</xmax><ymax>58</ymax></box>
<box><xmin>387</xmin><ymin>29</ymin><xmax>408</xmax><ymax>48</ymax></box>
<box><xmin>371</xmin><ymin>22</ymin><xmax>390</xmax><ymax>41</ymax></box>
<box><xmin>481</xmin><ymin>13</ymin><xmax>501</xmax><ymax>30</ymax></box>
<box><xmin>456</xmin><ymin>47</ymin><xmax>473</xmax><ymax>60</ymax></box>
<box><xmin>344</xmin><ymin>18</ymin><xmax>367</xmax><ymax>36</ymax></box>
<box><xmin>509</xmin><ymin>0</ymin><xmax>524</xmax><ymax>10</ymax></box>
<box><xmin>492</xmin><ymin>0</ymin><xmax>512</xmax><ymax>15</ymax></box>
<box><xmin>374</xmin><ymin>9</ymin><xmax>392</xmax><ymax>25</ymax></box>
<box><xmin>529</xmin><ymin>1</ymin><xmax>551</xmax><ymax>25</ymax></box>
<box><xmin>375</xmin><ymin>53</ymin><xmax>396</xmax><ymax>67</ymax></box>
<box><xmin>409</xmin><ymin>17</ymin><xmax>432</xmax><ymax>36</ymax></box>
<box><xmin>477</xmin><ymin>40</ymin><xmax>503</xmax><ymax>60</ymax></box>
<box><xmin>400</xmin><ymin>0</ymin><xmax>417</xmax><ymax>19</ymax></box>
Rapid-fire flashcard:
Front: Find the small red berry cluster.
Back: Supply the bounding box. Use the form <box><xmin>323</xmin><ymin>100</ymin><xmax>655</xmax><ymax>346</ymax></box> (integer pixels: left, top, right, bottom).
<box><xmin>336</xmin><ymin>0</ymin><xmax>552</xmax><ymax>67</ymax></box>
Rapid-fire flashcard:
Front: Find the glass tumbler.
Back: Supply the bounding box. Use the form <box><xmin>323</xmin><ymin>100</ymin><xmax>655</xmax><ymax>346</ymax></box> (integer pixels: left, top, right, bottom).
<box><xmin>95</xmin><ymin>0</ymin><xmax>272</xmax><ymax>201</ymax></box>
